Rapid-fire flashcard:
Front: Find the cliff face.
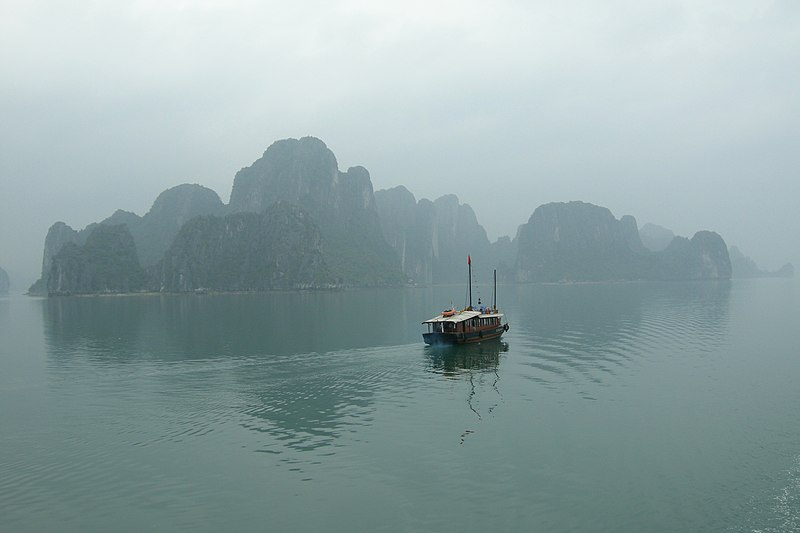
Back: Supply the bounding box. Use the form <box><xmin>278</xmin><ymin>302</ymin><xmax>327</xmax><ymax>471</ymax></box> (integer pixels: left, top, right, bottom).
<box><xmin>620</xmin><ymin>215</ymin><xmax>648</xmax><ymax>254</ymax></box>
<box><xmin>47</xmin><ymin>224</ymin><xmax>144</xmax><ymax>295</ymax></box>
<box><xmin>515</xmin><ymin>201</ymin><xmax>650</xmax><ymax>282</ymax></box>
<box><xmin>728</xmin><ymin>246</ymin><xmax>762</xmax><ymax>278</ymax></box>
<box><xmin>432</xmin><ymin>195</ymin><xmax>492</xmax><ymax>283</ymax></box>
<box><xmin>230</xmin><ymin>137</ymin><xmax>340</xmax><ymax>214</ymax></box>
<box><xmin>41</xmin><ymin>222</ymin><xmax>85</xmax><ymax>281</ymax></box>
<box><xmin>692</xmin><ymin>231</ymin><xmax>733</xmax><ymax>279</ymax></box>
<box><xmin>656</xmin><ymin>231</ymin><xmax>732</xmax><ymax>280</ymax></box>
<box><xmin>374</xmin><ymin>186</ymin><xmax>433</xmax><ymax>283</ymax></box>
<box><xmin>515</xmin><ymin>202</ymin><xmax>731</xmax><ymax>282</ymax></box>
<box><xmin>157</xmin><ymin>202</ymin><xmax>331</xmax><ymax>292</ymax></box>
<box><xmin>28</xmin><ymin>222</ymin><xmax>91</xmax><ymax>294</ymax></box>
<box><xmin>229</xmin><ymin>137</ymin><xmax>402</xmax><ymax>285</ymax></box>
<box><xmin>0</xmin><ymin>266</ymin><xmax>9</xmax><ymax>294</ymax></box>
<box><xmin>490</xmin><ymin>235</ymin><xmax>518</xmax><ymax>282</ymax></box>
<box><xmin>374</xmin><ymin>187</ymin><xmax>494</xmax><ymax>284</ymax></box>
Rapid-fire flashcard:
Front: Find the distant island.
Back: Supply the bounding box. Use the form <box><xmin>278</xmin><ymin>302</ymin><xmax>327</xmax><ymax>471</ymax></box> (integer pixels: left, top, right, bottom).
<box><xmin>0</xmin><ymin>266</ymin><xmax>9</xmax><ymax>294</ymax></box>
<box><xmin>728</xmin><ymin>246</ymin><xmax>794</xmax><ymax>279</ymax></box>
<box><xmin>28</xmin><ymin>137</ymin><xmax>792</xmax><ymax>296</ymax></box>
<box><xmin>514</xmin><ymin>202</ymin><xmax>731</xmax><ymax>282</ymax></box>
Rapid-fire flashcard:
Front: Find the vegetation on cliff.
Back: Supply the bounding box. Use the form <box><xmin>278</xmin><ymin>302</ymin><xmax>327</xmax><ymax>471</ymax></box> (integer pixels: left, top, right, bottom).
<box><xmin>156</xmin><ymin>202</ymin><xmax>332</xmax><ymax>292</ymax></box>
<box><xmin>47</xmin><ymin>224</ymin><xmax>144</xmax><ymax>295</ymax></box>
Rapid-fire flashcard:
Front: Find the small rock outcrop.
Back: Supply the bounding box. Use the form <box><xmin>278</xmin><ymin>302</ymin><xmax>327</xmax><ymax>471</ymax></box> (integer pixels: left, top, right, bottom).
<box><xmin>0</xmin><ymin>266</ymin><xmax>9</xmax><ymax>294</ymax></box>
<box><xmin>47</xmin><ymin>224</ymin><xmax>144</xmax><ymax>295</ymax></box>
<box><xmin>156</xmin><ymin>202</ymin><xmax>332</xmax><ymax>291</ymax></box>
<box><xmin>775</xmin><ymin>263</ymin><xmax>795</xmax><ymax>277</ymax></box>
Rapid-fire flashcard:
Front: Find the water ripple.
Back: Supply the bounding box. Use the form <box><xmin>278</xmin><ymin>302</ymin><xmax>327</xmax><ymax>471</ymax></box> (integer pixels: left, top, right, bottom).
<box><xmin>511</xmin><ymin>282</ymin><xmax>731</xmax><ymax>388</ymax></box>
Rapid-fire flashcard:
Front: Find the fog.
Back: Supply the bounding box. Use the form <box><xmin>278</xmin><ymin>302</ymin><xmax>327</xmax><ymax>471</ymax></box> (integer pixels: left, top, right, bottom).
<box><xmin>2</xmin><ymin>0</ymin><xmax>798</xmax><ymax>290</ymax></box>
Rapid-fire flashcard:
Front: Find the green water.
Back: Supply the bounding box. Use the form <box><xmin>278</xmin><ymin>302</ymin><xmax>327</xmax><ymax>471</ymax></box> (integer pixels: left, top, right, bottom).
<box><xmin>1</xmin><ymin>280</ymin><xmax>798</xmax><ymax>531</ymax></box>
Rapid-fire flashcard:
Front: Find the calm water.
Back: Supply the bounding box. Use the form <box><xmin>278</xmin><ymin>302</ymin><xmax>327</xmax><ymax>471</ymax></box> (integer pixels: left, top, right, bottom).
<box><xmin>1</xmin><ymin>280</ymin><xmax>798</xmax><ymax>531</ymax></box>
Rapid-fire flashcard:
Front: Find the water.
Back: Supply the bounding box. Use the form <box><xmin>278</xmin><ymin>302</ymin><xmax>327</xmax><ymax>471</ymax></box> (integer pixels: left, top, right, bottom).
<box><xmin>1</xmin><ymin>280</ymin><xmax>798</xmax><ymax>531</ymax></box>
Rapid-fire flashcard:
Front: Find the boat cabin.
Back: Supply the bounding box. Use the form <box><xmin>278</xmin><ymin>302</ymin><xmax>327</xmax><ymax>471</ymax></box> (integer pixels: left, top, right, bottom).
<box><xmin>423</xmin><ymin>308</ymin><xmax>506</xmax><ymax>345</ymax></box>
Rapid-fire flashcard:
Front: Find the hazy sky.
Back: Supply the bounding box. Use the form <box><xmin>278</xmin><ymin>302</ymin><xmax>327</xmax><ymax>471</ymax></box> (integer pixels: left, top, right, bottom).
<box><xmin>2</xmin><ymin>0</ymin><xmax>798</xmax><ymax>289</ymax></box>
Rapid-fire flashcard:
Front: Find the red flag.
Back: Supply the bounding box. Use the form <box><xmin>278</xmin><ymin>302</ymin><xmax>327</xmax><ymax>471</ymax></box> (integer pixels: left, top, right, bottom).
<box><xmin>468</xmin><ymin>255</ymin><xmax>471</xmax><ymax>265</ymax></box>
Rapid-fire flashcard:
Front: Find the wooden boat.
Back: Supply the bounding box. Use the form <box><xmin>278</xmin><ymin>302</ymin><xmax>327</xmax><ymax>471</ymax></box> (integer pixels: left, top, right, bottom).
<box><xmin>422</xmin><ymin>257</ymin><xmax>509</xmax><ymax>345</ymax></box>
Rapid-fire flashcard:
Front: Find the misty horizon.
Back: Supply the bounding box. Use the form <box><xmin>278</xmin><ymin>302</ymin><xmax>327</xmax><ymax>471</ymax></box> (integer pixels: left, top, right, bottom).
<box><xmin>2</xmin><ymin>1</ymin><xmax>798</xmax><ymax>289</ymax></box>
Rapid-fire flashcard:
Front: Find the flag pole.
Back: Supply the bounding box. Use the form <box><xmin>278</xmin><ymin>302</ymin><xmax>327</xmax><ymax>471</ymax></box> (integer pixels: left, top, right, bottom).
<box><xmin>468</xmin><ymin>255</ymin><xmax>472</xmax><ymax>309</ymax></box>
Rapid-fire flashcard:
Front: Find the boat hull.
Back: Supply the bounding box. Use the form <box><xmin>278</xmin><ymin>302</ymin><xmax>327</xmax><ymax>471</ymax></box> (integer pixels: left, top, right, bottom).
<box><xmin>423</xmin><ymin>325</ymin><xmax>507</xmax><ymax>345</ymax></box>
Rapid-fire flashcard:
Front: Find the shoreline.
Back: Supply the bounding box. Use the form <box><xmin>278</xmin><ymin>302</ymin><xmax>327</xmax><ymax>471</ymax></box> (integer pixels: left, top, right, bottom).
<box><xmin>20</xmin><ymin>277</ymin><xmax>755</xmax><ymax>299</ymax></box>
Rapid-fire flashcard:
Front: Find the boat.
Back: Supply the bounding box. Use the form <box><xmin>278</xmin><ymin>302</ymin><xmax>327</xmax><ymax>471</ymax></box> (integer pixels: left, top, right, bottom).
<box><xmin>422</xmin><ymin>256</ymin><xmax>509</xmax><ymax>345</ymax></box>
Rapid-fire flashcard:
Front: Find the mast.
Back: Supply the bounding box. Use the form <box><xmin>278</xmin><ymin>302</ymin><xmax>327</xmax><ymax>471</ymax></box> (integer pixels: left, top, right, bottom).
<box><xmin>467</xmin><ymin>255</ymin><xmax>472</xmax><ymax>309</ymax></box>
<box><xmin>493</xmin><ymin>269</ymin><xmax>497</xmax><ymax>310</ymax></box>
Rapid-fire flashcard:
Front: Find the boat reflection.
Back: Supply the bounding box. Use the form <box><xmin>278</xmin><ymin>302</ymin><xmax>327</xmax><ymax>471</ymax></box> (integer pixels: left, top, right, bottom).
<box><xmin>425</xmin><ymin>341</ymin><xmax>508</xmax><ymax>424</ymax></box>
<box><xmin>425</xmin><ymin>340</ymin><xmax>508</xmax><ymax>376</ymax></box>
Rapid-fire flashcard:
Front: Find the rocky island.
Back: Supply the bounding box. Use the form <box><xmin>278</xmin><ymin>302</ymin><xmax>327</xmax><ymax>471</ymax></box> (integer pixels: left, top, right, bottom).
<box><xmin>29</xmin><ymin>137</ymin><xmax>759</xmax><ymax>296</ymax></box>
<box><xmin>30</xmin><ymin>137</ymin><xmax>405</xmax><ymax>294</ymax></box>
<box><xmin>514</xmin><ymin>201</ymin><xmax>731</xmax><ymax>282</ymax></box>
<box><xmin>728</xmin><ymin>246</ymin><xmax>794</xmax><ymax>278</ymax></box>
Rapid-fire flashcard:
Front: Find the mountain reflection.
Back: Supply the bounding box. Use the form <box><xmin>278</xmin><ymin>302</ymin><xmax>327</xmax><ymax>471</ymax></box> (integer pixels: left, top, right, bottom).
<box><xmin>41</xmin><ymin>290</ymin><xmax>428</xmax><ymax>362</ymax></box>
<box><xmin>39</xmin><ymin>293</ymin><xmax>422</xmax><ymax>460</ymax></box>
<box><xmin>42</xmin><ymin>296</ymin><xmax>148</xmax><ymax>362</ymax></box>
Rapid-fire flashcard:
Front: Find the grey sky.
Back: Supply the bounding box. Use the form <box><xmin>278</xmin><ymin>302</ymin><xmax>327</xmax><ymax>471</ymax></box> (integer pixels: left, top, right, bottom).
<box><xmin>2</xmin><ymin>0</ymin><xmax>798</xmax><ymax>290</ymax></box>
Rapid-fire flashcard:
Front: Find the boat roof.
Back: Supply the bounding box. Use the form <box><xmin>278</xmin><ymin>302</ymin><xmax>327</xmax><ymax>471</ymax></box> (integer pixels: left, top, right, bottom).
<box><xmin>422</xmin><ymin>310</ymin><xmax>504</xmax><ymax>324</ymax></box>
